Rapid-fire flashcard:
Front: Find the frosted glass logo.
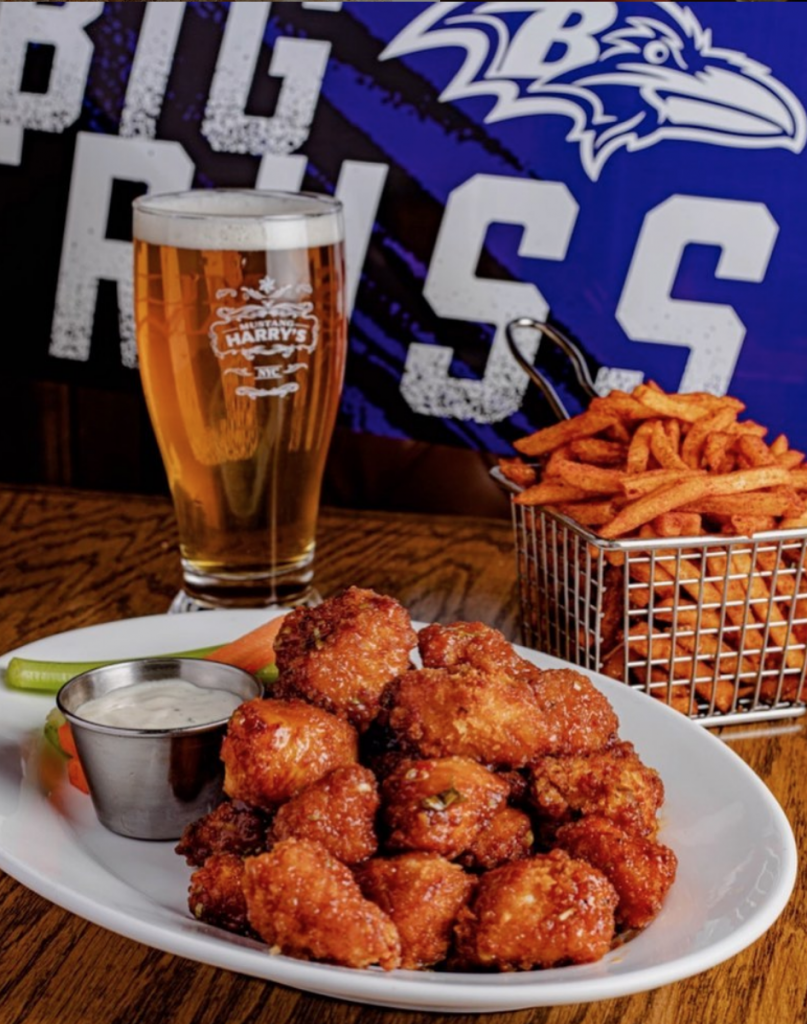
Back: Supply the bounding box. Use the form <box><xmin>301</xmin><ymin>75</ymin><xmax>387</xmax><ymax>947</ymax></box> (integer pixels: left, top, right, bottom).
<box><xmin>211</xmin><ymin>276</ymin><xmax>319</xmax><ymax>400</ymax></box>
<box><xmin>382</xmin><ymin>2</ymin><xmax>806</xmax><ymax>180</ymax></box>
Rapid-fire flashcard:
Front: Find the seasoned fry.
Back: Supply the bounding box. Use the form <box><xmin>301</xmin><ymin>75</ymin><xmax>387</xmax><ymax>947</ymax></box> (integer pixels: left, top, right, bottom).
<box><xmin>625</xmin><ymin>420</ymin><xmax>655</xmax><ymax>474</ymax></box>
<box><xmin>681</xmin><ymin>408</ymin><xmax>738</xmax><ymax>469</ymax></box>
<box><xmin>600</xmin><ymin>467</ymin><xmax>792</xmax><ymax>540</ymax></box>
<box><xmin>554</xmin><ymin>459</ymin><xmax>627</xmax><ymax>495</ymax></box>
<box><xmin>555</xmin><ymin>501</ymin><xmax>619</xmax><ymax>527</ymax></box>
<box><xmin>514</xmin><ymin>482</ymin><xmax>590</xmax><ymax>506</ymax></box>
<box><xmin>498</xmin><ymin>458</ymin><xmax>537</xmax><ymax>489</ymax></box>
<box><xmin>649</xmin><ymin>420</ymin><xmax>689</xmax><ymax>471</ymax></box>
<box><xmin>622</xmin><ymin>469</ymin><xmax>706</xmax><ymax>501</ymax></box>
<box><xmin>568</xmin><ymin>438</ymin><xmax>626</xmax><ymax>465</ymax></box>
<box><xmin>507</xmin><ymin>382</ymin><xmax>807</xmax><ymax>718</ymax></box>
<box><xmin>514</xmin><ymin>411</ymin><xmax>617</xmax><ymax>457</ymax></box>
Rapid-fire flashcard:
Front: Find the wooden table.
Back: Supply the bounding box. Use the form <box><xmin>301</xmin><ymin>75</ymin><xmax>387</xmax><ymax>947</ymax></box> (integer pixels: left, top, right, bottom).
<box><xmin>0</xmin><ymin>484</ymin><xmax>802</xmax><ymax>1024</ymax></box>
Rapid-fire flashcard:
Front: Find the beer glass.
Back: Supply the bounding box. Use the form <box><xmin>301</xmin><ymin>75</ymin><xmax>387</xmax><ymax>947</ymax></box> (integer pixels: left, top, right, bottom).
<box><xmin>132</xmin><ymin>190</ymin><xmax>346</xmax><ymax>610</ymax></box>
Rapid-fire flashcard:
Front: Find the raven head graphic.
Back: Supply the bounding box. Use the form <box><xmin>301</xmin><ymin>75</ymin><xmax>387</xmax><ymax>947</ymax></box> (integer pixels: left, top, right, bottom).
<box><xmin>380</xmin><ymin>2</ymin><xmax>805</xmax><ymax>180</ymax></box>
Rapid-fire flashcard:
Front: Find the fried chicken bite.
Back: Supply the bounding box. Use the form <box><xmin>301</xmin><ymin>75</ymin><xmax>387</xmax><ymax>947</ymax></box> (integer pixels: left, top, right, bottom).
<box><xmin>384</xmin><ymin>665</ymin><xmax>554</xmax><ymax>768</ymax></box>
<box><xmin>243</xmin><ymin>839</ymin><xmax>401</xmax><ymax>970</ymax></box>
<box><xmin>269</xmin><ymin>764</ymin><xmax>379</xmax><ymax>865</ymax></box>
<box><xmin>221</xmin><ymin>698</ymin><xmax>358</xmax><ymax>811</ymax></box>
<box><xmin>459</xmin><ymin>806</ymin><xmax>535</xmax><ymax>871</ymax></box>
<box><xmin>555</xmin><ymin>816</ymin><xmax>678</xmax><ymax>930</ymax></box>
<box><xmin>529</xmin><ymin>669</ymin><xmax>619</xmax><ymax>755</ymax></box>
<box><xmin>188</xmin><ymin>853</ymin><xmax>252</xmax><ymax>936</ymax></box>
<box><xmin>381</xmin><ymin>756</ymin><xmax>510</xmax><ymax>859</ymax></box>
<box><xmin>274</xmin><ymin>586</ymin><xmax>416</xmax><ymax>729</ymax></box>
<box><xmin>529</xmin><ymin>741</ymin><xmax>665</xmax><ymax>838</ymax></box>
<box><xmin>453</xmin><ymin>849</ymin><xmax>618</xmax><ymax>971</ymax></box>
<box><xmin>417</xmin><ymin>621</ymin><xmax>534</xmax><ymax>682</ymax></box>
<box><xmin>355</xmin><ymin>852</ymin><xmax>475</xmax><ymax>969</ymax></box>
<box><xmin>176</xmin><ymin>800</ymin><xmax>270</xmax><ymax>867</ymax></box>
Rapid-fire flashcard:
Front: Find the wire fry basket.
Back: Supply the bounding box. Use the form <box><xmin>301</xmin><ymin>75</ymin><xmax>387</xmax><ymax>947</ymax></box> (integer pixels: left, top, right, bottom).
<box><xmin>499</xmin><ymin>315</ymin><xmax>807</xmax><ymax>726</ymax></box>
<box><xmin>511</xmin><ymin>499</ymin><xmax>807</xmax><ymax>726</ymax></box>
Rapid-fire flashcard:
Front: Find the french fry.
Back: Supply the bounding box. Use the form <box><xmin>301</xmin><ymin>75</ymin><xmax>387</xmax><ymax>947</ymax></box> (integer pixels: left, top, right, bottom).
<box><xmin>554</xmin><ymin>459</ymin><xmax>626</xmax><ymax>495</ymax></box>
<box><xmin>589</xmin><ymin>391</ymin><xmax>658</xmax><ymax>422</ymax></box>
<box><xmin>736</xmin><ymin>434</ymin><xmax>775</xmax><ymax>468</ymax></box>
<box><xmin>777</xmin><ymin>450</ymin><xmax>805</xmax><ymax>469</ymax></box>
<box><xmin>650</xmin><ymin>419</ymin><xmax>689</xmax><ymax>471</ymax></box>
<box><xmin>651</xmin><ymin>512</ymin><xmax>702</xmax><ymax>538</ymax></box>
<box><xmin>681</xmin><ymin>407</ymin><xmax>738</xmax><ymax>469</ymax></box>
<box><xmin>555</xmin><ymin>501</ymin><xmax>619</xmax><ymax>527</ymax></box>
<box><xmin>681</xmin><ymin>494</ymin><xmax>793</xmax><ymax>517</ymax></box>
<box><xmin>728</xmin><ymin>515</ymin><xmax>777</xmax><ymax>535</ymax></box>
<box><xmin>622</xmin><ymin>469</ymin><xmax>706</xmax><ymax>501</ymax></box>
<box><xmin>507</xmin><ymin>382</ymin><xmax>807</xmax><ymax>718</ymax></box>
<box><xmin>599</xmin><ymin>467</ymin><xmax>792</xmax><ymax>539</ymax></box>
<box><xmin>568</xmin><ymin>438</ymin><xmax>626</xmax><ymax>465</ymax></box>
<box><xmin>625</xmin><ymin>420</ymin><xmax>655</xmax><ymax>474</ymax></box>
<box><xmin>702</xmin><ymin>432</ymin><xmax>736</xmax><ymax>474</ymax></box>
<box><xmin>513</xmin><ymin>481</ymin><xmax>590</xmax><ymax>506</ymax></box>
<box><xmin>514</xmin><ymin>410</ymin><xmax>617</xmax><ymax>457</ymax></box>
<box><xmin>498</xmin><ymin>457</ymin><xmax>537</xmax><ymax>489</ymax></box>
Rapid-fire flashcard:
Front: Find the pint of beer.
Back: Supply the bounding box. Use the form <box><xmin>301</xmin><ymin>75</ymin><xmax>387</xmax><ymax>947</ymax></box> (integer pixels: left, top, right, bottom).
<box><xmin>132</xmin><ymin>190</ymin><xmax>346</xmax><ymax>608</ymax></box>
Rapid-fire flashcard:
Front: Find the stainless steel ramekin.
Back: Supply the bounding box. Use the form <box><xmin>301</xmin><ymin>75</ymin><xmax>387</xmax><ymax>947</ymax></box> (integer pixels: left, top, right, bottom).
<box><xmin>56</xmin><ymin>658</ymin><xmax>261</xmax><ymax>840</ymax></box>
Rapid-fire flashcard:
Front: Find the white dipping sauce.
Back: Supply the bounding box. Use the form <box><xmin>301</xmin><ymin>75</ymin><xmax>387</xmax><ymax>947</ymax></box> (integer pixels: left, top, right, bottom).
<box><xmin>77</xmin><ymin>679</ymin><xmax>243</xmax><ymax>730</ymax></box>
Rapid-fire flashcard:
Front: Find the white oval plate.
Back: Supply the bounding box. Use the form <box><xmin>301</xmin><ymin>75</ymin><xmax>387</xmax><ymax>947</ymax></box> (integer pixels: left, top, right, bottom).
<box><xmin>0</xmin><ymin>611</ymin><xmax>797</xmax><ymax>1013</ymax></box>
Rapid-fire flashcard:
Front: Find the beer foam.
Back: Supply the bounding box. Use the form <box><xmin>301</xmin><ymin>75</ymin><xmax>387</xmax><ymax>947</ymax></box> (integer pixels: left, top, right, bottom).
<box><xmin>133</xmin><ymin>190</ymin><xmax>343</xmax><ymax>251</ymax></box>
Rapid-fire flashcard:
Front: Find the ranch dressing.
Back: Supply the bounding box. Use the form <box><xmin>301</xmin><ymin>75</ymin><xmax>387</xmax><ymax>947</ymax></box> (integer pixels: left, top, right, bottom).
<box><xmin>77</xmin><ymin>679</ymin><xmax>243</xmax><ymax>730</ymax></box>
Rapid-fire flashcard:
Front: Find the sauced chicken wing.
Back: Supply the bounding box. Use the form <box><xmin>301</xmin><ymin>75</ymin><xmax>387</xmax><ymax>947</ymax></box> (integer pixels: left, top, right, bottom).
<box><xmin>175</xmin><ymin>800</ymin><xmax>270</xmax><ymax>867</ymax></box>
<box><xmin>555</xmin><ymin>816</ymin><xmax>678</xmax><ymax>930</ymax></box>
<box><xmin>355</xmin><ymin>852</ymin><xmax>476</xmax><ymax>970</ymax></box>
<box><xmin>381</xmin><ymin>756</ymin><xmax>510</xmax><ymax>859</ymax></box>
<box><xmin>188</xmin><ymin>853</ymin><xmax>252</xmax><ymax>935</ymax></box>
<box><xmin>268</xmin><ymin>764</ymin><xmax>379</xmax><ymax>865</ymax></box>
<box><xmin>529</xmin><ymin>741</ymin><xmax>665</xmax><ymax>838</ymax></box>
<box><xmin>453</xmin><ymin>849</ymin><xmax>618</xmax><ymax>971</ymax></box>
<box><xmin>459</xmin><ymin>806</ymin><xmax>535</xmax><ymax>871</ymax></box>
<box><xmin>417</xmin><ymin>621</ymin><xmax>534</xmax><ymax>681</ymax></box>
<box><xmin>529</xmin><ymin>669</ymin><xmax>619</xmax><ymax>756</ymax></box>
<box><xmin>418</xmin><ymin>623</ymin><xmax>618</xmax><ymax>756</ymax></box>
<box><xmin>221</xmin><ymin>697</ymin><xmax>358</xmax><ymax>810</ymax></box>
<box><xmin>243</xmin><ymin>839</ymin><xmax>401</xmax><ymax>970</ymax></box>
<box><xmin>384</xmin><ymin>665</ymin><xmax>554</xmax><ymax>767</ymax></box>
<box><xmin>274</xmin><ymin>586</ymin><xmax>416</xmax><ymax>729</ymax></box>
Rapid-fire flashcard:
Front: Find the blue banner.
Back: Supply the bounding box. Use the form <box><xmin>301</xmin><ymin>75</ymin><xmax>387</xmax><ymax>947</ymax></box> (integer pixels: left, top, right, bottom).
<box><xmin>1</xmin><ymin>2</ymin><xmax>805</xmax><ymax>455</ymax></box>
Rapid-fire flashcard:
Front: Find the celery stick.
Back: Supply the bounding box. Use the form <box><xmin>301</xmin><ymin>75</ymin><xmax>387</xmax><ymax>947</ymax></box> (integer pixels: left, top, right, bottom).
<box><xmin>4</xmin><ymin>646</ymin><xmax>222</xmax><ymax>693</ymax></box>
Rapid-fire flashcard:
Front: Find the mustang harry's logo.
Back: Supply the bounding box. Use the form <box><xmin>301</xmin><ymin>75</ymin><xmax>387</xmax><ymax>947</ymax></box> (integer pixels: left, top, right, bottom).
<box><xmin>381</xmin><ymin>2</ymin><xmax>805</xmax><ymax>180</ymax></box>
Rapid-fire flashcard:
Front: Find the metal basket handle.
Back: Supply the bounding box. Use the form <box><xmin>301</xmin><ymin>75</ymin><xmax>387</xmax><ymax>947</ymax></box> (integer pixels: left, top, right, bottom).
<box><xmin>505</xmin><ymin>317</ymin><xmax>598</xmax><ymax>422</ymax></box>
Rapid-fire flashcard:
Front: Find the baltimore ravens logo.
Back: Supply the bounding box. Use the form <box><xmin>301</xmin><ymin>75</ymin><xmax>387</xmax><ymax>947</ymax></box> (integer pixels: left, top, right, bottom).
<box><xmin>381</xmin><ymin>2</ymin><xmax>806</xmax><ymax>180</ymax></box>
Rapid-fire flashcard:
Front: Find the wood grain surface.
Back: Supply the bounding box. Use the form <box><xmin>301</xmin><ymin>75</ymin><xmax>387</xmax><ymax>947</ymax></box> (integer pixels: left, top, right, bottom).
<box><xmin>0</xmin><ymin>485</ymin><xmax>803</xmax><ymax>1024</ymax></box>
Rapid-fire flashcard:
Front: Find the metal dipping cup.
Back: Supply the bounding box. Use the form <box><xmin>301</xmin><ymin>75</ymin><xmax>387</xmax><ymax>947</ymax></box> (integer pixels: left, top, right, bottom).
<box><xmin>56</xmin><ymin>658</ymin><xmax>261</xmax><ymax>840</ymax></box>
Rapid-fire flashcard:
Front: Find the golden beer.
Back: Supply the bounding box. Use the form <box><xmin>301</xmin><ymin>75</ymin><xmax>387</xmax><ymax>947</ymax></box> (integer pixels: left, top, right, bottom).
<box><xmin>133</xmin><ymin>191</ymin><xmax>346</xmax><ymax>607</ymax></box>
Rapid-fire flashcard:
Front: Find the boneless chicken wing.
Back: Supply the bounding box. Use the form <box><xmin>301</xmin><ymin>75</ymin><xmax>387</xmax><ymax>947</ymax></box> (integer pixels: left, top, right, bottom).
<box><xmin>381</xmin><ymin>756</ymin><xmax>510</xmax><ymax>859</ymax></box>
<box><xmin>384</xmin><ymin>665</ymin><xmax>554</xmax><ymax>767</ymax></box>
<box><xmin>221</xmin><ymin>697</ymin><xmax>358</xmax><ymax>810</ymax></box>
<box><xmin>417</xmin><ymin>621</ymin><xmax>535</xmax><ymax>682</ymax></box>
<box><xmin>176</xmin><ymin>800</ymin><xmax>270</xmax><ymax>867</ymax></box>
<box><xmin>188</xmin><ymin>853</ymin><xmax>252</xmax><ymax>935</ymax></box>
<box><xmin>355</xmin><ymin>852</ymin><xmax>476</xmax><ymax>969</ymax></box>
<box><xmin>453</xmin><ymin>849</ymin><xmax>618</xmax><ymax>970</ymax></box>
<box><xmin>274</xmin><ymin>586</ymin><xmax>417</xmax><ymax>728</ymax></box>
<box><xmin>418</xmin><ymin>624</ymin><xmax>618</xmax><ymax>756</ymax></box>
<box><xmin>555</xmin><ymin>815</ymin><xmax>678</xmax><ymax>930</ymax></box>
<box><xmin>529</xmin><ymin>669</ymin><xmax>619</xmax><ymax>756</ymax></box>
<box><xmin>269</xmin><ymin>764</ymin><xmax>379</xmax><ymax>865</ymax></box>
<box><xmin>243</xmin><ymin>839</ymin><xmax>401</xmax><ymax>970</ymax></box>
<box><xmin>529</xmin><ymin>741</ymin><xmax>665</xmax><ymax>837</ymax></box>
<box><xmin>459</xmin><ymin>806</ymin><xmax>535</xmax><ymax>871</ymax></box>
